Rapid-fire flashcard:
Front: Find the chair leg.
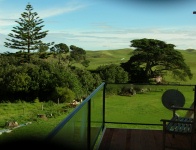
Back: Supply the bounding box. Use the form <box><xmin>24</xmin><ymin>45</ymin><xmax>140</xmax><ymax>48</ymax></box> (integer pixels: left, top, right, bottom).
<box><xmin>172</xmin><ymin>133</ymin><xmax>175</xmax><ymax>138</ymax></box>
<box><xmin>162</xmin><ymin>121</ymin><xmax>166</xmax><ymax>150</ymax></box>
<box><xmin>190</xmin><ymin>134</ymin><xmax>194</xmax><ymax>150</ymax></box>
<box><xmin>163</xmin><ymin>132</ymin><xmax>165</xmax><ymax>150</ymax></box>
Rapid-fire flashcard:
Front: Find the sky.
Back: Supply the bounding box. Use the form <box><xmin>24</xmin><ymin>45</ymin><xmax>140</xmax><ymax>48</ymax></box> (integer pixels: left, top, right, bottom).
<box><xmin>0</xmin><ymin>0</ymin><xmax>196</xmax><ymax>53</ymax></box>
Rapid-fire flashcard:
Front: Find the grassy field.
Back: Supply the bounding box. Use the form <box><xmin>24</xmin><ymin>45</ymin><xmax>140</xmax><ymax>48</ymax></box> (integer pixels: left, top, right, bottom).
<box><xmin>0</xmin><ymin>48</ymin><xmax>196</xmax><ymax>144</ymax></box>
<box><xmin>104</xmin><ymin>84</ymin><xmax>195</xmax><ymax>129</ymax></box>
<box><xmin>0</xmin><ymin>101</ymin><xmax>75</xmax><ymax>143</ymax></box>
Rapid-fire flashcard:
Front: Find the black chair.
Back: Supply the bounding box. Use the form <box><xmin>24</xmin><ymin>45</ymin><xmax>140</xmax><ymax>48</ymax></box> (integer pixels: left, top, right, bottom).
<box><xmin>160</xmin><ymin>105</ymin><xmax>195</xmax><ymax>150</ymax></box>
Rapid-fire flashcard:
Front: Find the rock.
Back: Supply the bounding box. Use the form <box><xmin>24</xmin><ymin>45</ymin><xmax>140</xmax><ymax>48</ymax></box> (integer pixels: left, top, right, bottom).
<box><xmin>37</xmin><ymin>114</ymin><xmax>47</xmax><ymax>120</ymax></box>
<box><xmin>5</xmin><ymin>121</ymin><xmax>18</xmax><ymax>128</ymax></box>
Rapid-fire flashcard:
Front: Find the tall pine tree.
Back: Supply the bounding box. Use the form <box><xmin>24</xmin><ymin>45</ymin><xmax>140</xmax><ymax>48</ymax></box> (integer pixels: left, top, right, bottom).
<box><xmin>4</xmin><ymin>3</ymin><xmax>49</xmax><ymax>54</ymax></box>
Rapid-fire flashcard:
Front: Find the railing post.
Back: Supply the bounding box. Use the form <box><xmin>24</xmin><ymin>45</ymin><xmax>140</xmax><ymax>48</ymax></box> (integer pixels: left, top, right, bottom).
<box><xmin>87</xmin><ymin>99</ymin><xmax>91</xmax><ymax>150</ymax></box>
<box><xmin>103</xmin><ymin>82</ymin><xmax>106</xmax><ymax>130</ymax></box>
<box><xmin>194</xmin><ymin>85</ymin><xmax>196</xmax><ymax>131</ymax></box>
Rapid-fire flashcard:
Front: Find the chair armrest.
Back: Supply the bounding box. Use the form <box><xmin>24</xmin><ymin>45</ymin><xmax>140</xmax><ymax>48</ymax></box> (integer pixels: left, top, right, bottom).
<box><xmin>160</xmin><ymin>119</ymin><xmax>194</xmax><ymax>124</ymax></box>
<box><xmin>171</xmin><ymin>106</ymin><xmax>194</xmax><ymax>117</ymax></box>
<box><xmin>171</xmin><ymin>106</ymin><xmax>194</xmax><ymax>111</ymax></box>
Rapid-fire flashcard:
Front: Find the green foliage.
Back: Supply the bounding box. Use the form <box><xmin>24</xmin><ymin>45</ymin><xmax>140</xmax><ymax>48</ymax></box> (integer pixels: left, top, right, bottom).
<box><xmin>0</xmin><ymin>57</ymin><xmax>79</xmax><ymax>101</ymax></box>
<box><xmin>0</xmin><ymin>41</ymin><xmax>196</xmax><ymax>102</ymax></box>
<box><xmin>37</xmin><ymin>42</ymin><xmax>53</xmax><ymax>59</ymax></box>
<box><xmin>72</xmin><ymin>68</ymin><xmax>102</xmax><ymax>97</ymax></box>
<box><xmin>50</xmin><ymin>66</ymin><xmax>84</xmax><ymax>99</ymax></box>
<box><xmin>81</xmin><ymin>59</ymin><xmax>90</xmax><ymax>68</ymax></box>
<box><xmin>96</xmin><ymin>64</ymin><xmax>129</xmax><ymax>83</ymax></box>
<box><xmin>70</xmin><ymin>45</ymin><xmax>86</xmax><ymax>59</ymax></box>
<box><xmin>53</xmin><ymin>87</ymin><xmax>75</xmax><ymax>103</ymax></box>
<box><xmin>34</xmin><ymin>97</ymin><xmax>40</xmax><ymax>103</ymax></box>
<box><xmin>69</xmin><ymin>45</ymin><xmax>88</xmax><ymax>64</ymax></box>
<box><xmin>105</xmin><ymin>84</ymin><xmax>121</xmax><ymax>95</ymax></box>
<box><xmin>50</xmin><ymin>43</ymin><xmax>69</xmax><ymax>64</ymax></box>
<box><xmin>50</xmin><ymin>43</ymin><xmax>69</xmax><ymax>54</ymax></box>
<box><xmin>121</xmin><ymin>38</ymin><xmax>193</xmax><ymax>83</ymax></box>
<box><xmin>7</xmin><ymin>72</ymin><xmax>31</xmax><ymax>92</ymax></box>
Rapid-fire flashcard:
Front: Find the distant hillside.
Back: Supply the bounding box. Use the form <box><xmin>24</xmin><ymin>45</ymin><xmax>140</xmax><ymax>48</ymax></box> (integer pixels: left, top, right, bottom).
<box><xmin>86</xmin><ymin>48</ymin><xmax>196</xmax><ymax>84</ymax></box>
<box><xmin>86</xmin><ymin>48</ymin><xmax>133</xmax><ymax>69</ymax></box>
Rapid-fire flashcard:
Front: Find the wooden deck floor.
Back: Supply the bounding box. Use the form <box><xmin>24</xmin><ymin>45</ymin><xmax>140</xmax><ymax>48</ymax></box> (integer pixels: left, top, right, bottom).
<box><xmin>97</xmin><ymin>128</ymin><xmax>195</xmax><ymax>150</ymax></box>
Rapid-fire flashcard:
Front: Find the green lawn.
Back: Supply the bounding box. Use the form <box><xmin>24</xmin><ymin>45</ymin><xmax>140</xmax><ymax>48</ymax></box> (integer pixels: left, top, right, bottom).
<box><xmin>104</xmin><ymin>84</ymin><xmax>194</xmax><ymax>129</ymax></box>
<box><xmin>0</xmin><ymin>101</ymin><xmax>74</xmax><ymax>143</ymax></box>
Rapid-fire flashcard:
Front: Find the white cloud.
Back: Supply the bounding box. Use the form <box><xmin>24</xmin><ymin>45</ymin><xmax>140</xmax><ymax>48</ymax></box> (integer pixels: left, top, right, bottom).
<box><xmin>41</xmin><ymin>26</ymin><xmax>196</xmax><ymax>51</ymax></box>
<box><xmin>0</xmin><ymin>19</ymin><xmax>16</xmax><ymax>26</ymax></box>
<box><xmin>38</xmin><ymin>2</ymin><xmax>88</xmax><ymax>19</ymax></box>
<box><xmin>1</xmin><ymin>25</ymin><xmax>196</xmax><ymax>53</ymax></box>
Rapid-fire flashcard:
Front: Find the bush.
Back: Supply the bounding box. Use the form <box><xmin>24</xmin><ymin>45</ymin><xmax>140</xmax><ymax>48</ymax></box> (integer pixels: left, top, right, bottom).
<box><xmin>52</xmin><ymin>87</ymin><xmax>75</xmax><ymax>103</ymax></box>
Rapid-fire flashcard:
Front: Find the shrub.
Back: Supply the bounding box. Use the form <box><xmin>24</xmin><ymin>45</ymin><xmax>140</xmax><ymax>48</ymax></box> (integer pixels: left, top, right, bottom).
<box><xmin>52</xmin><ymin>87</ymin><xmax>75</xmax><ymax>103</ymax></box>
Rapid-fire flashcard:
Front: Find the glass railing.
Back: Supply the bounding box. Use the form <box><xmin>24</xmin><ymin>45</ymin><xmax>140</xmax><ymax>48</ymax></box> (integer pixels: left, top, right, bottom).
<box><xmin>45</xmin><ymin>82</ymin><xmax>105</xmax><ymax>150</ymax></box>
<box><xmin>45</xmin><ymin>82</ymin><xmax>196</xmax><ymax>149</ymax></box>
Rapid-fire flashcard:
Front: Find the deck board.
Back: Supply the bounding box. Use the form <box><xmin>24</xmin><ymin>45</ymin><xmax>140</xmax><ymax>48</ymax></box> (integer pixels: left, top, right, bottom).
<box><xmin>97</xmin><ymin>128</ymin><xmax>195</xmax><ymax>150</ymax></box>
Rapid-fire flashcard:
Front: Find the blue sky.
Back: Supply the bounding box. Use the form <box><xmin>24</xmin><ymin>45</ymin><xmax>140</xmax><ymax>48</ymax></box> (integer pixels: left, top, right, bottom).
<box><xmin>0</xmin><ymin>0</ymin><xmax>196</xmax><ymax>53</ymax></box>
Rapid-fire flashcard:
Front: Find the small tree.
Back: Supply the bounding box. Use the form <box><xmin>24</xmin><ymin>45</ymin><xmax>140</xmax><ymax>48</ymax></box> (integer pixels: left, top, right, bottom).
<box><xmin>69</xmin><ymin>45</ymin><xmax>90</xmax><ymax>67</ymax></box>
<box><xmin>37</xmin><ymin>42</ymin><xmax>53</xmax><ymax>59</ymax></box>
<box><xmin>4</xmin><ymin>3</ymin><xmax>50</xmax><ymax>61</ymax></box>
<box><xmin>50</xmin><ymin>43</ymin><xmax>69</xmax><ymax>64</ymax></box>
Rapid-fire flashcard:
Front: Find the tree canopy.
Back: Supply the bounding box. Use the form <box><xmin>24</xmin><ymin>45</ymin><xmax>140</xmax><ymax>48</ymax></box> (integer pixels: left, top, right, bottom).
<box><xmin>50</xmin><ymin>43</ymin><xmax>69</xmax><ymax>64</ymax></box>
<box><xmin>69</xmin><ymin>45</ymin><xmax>90</xmax><ymax>67</ymax></box>
<box><xmin>121</xmin><ymin>38</ymin><xmax>193</xmax><ymax>83</ymax></box>
<box><xmin>96</xmin><ymin>64</ymin><xmax>129</xmax><ymax>83</ymax></box>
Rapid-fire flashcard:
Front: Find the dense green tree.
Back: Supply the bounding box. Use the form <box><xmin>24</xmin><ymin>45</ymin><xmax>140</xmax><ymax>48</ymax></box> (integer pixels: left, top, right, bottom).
<box><xmin>70</xmin><ymin>45</ymin><xmax>86</xmax><ymax>61</ymax></box>
<box><xmin>6</xmin><ymin>72</ymin><xmax>31</xmax><ymax>92</ymax></box>
<box><xmin>37</xmin><ymin>42</ymin><xmax>53</xmax><ymax>59</ymax></box>
<box><xmin>96</xmin><ymin>64</ymin><xmax>129</xmax><ymax>83</ymax></box>
<box><xmin>50</xmin><ymin>43</ymin><xmax>69</xmax><ymax>64</ymax></box>
<box><xmin>4</xmin><ymin>3</ymin><xmax>51</xmax><ymax>61</ymax></box>
<box><xmin>92</xmin><ymin>73</ymin><xmax>103</xmax><ymax>86</ymax></box>
<box><xmin>121</xmin><ymin>38</ymin><xmax>193</xmax><ymax>83</ymax></box>
<box><xmin>81</xmin><ymin>60</ymin><xmax>90</xmax><ymax>68</ymax></box>
<box><xmin>69</xmin><ymin>45</ymin><xmax>90</xmax><ymax>67</ymax></box>
<box><xmin>0</xmin><ymin>59</ymin><xmax>81</xmax><ymax>102</ymax></box>
<box><xmin>72</xmin><ymin>68</ymin><xmax>102</xmax><ymax>97</ymax></box>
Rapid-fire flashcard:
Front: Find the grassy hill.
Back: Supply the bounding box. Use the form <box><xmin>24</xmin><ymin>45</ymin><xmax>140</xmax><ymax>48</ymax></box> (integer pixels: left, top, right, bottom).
<box><xmin>171</xmin><ymin>50</ymin><xmax>196</xmax><ymax>84</ymax></box>
<box><xmin>86</xmin><ymin>48</ymin><xmax>132</xmax><ymax>70</ymax></box>
<box><xmin>85</xmin><ymin>48</ymin><xmax>196</xmax><ymax>85</ymax></box>
<box><xmin>41</xmin><ymin>48</ymin><xmax>196</xmax><ymax>84</ymax></box>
